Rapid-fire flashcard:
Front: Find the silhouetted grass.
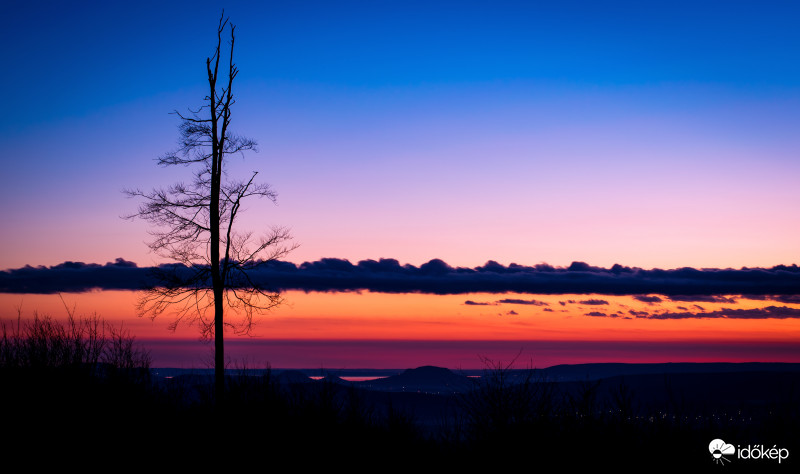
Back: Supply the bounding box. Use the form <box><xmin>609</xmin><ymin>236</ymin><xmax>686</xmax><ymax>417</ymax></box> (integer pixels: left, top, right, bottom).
<box><xmin>1</xmin><ymin>304</ymin><xmax>151</xmax><ymax>373</ymax></box>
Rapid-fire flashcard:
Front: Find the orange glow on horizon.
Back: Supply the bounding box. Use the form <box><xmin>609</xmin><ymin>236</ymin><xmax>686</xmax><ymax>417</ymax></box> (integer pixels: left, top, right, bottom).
<box><xmin>2</xmin><ymin>290</ymin><xmax>799</xmax><ymax>343</ymax></box>
<box><xmin>3</xmin><ymin>290</ymin><xmax>799</xmax><ymax>368</ymax></box>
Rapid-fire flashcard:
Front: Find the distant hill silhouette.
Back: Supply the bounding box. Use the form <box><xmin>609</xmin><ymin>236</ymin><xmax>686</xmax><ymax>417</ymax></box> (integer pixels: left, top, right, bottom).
<box><xmin>151</xmin><ymin>362</ymin><xmax>800</xmax><ymax>394</ymax></box>
<box><xmin>537</xmin><ymin>362</ymin><xmax>800</xmax><ymax>381</ymax></box>
<box><xmin>356</xmin><ymin>365</ymin><xmax>474</xmax><ymax>393</ymax></box>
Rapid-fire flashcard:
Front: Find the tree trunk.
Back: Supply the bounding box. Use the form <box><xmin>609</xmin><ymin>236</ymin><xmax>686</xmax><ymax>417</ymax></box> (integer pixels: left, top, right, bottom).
<box><xmin>214</xmin><ymin>284</ymin><xmax>224</xmax><ymax>408</ymax></box>
<box><xmin>210</xmin><ymin>58</ymin><xmax>224</xmax><ymax>407</ymax></box>
<box><xmin>211</xmin><ymin>152</ymin><xmax>224</xmax><ymax>406</ymax></box>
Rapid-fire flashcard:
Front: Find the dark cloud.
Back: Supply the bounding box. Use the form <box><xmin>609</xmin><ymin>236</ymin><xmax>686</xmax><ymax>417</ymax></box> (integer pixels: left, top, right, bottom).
<box><xmin>585</xmin><ymin>311</ymin><xmax>608</xmax><ymax>317</ymax></box>
<box><xmin>496</xmin><ymin>298</ymin><xmax>549</xmax><ymax>306</ymax></box>
<box><xmin>589</xmin><ymin>306</ymin><xmax>800</xmax><ymax>320</ymax></box>
<box><xmin>0</xmin><ymin>258</ymin><xmax>151</xmax><ymax>294</ymax></box>
<box><xmin>2</xmin><ymin>258</ymin><xmax>800</xmax><ymax>297</ymax></box>
<box><xmin>507</xmin><ymin>310</ymin><xmax>519</xmax><ymax>316</ymax></box>
<box><xmin>739</xmin><ymin>294</ymin><xmax>800</xmax><ymax>303</ymax></box>
<box><xmin>650</xmin><ymin>306</ymin><xmax>800</xmax><ymax>320</ymax></box>
<box><xmin>774</xmin><ymin>295</ymin><xmax>800</xmax><ymax>304</ymax></box>
<box><xmin>579</xmin><ymin>299</ymin><xmax>609</xmax><ymax>305</ymax></box>
<box><xmin>464</xmin><ymin>300</ymin><xmax>495</xmax><ymax>306</ymax></box>
<box><xmin>633</xmin><ymin>295</ymin><xmax>662</xmax><ymax>304</ymax></box>
<box><xmin>668</xmin><ymin>295</ymin><xmax>738</xmax><ymax>303</ymax></box>
<box><xmin>741</xmin><ymin>294</ymin><xmax>768</xmax><ymax>301</ymax></box>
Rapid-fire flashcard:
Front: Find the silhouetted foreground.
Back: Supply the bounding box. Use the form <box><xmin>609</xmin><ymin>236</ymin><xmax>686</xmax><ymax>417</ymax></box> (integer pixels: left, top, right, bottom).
<box><xmin>3</xmin><ymin>316</ymin><xmax>797</xmax><ymax>470</ymax></box>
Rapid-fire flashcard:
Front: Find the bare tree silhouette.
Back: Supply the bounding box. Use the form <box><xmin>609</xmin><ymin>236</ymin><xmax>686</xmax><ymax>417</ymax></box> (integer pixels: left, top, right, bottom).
<box><xmin>124</xmin><ymin>12</ymin><xmax>295</xmax><ymax>406</ymax></box>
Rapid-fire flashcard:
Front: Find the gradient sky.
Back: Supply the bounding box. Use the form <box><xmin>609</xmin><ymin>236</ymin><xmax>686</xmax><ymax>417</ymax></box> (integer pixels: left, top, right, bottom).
<box><xmin>2</xmin><ymin>1</ymin><xmax>799</xmax><ymax>367</ymax></box>
<box><xmin>3</xmin><ymin>0</ymin><xmax>800</xmax><ymax>270</ymax></box>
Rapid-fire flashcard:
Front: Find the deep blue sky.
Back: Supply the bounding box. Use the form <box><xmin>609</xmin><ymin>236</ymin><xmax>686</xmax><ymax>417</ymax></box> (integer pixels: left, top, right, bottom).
<box><xmin>4</xmin><ymin>1</ymin><xmax>800</xmax><ymax>131</ymax></box>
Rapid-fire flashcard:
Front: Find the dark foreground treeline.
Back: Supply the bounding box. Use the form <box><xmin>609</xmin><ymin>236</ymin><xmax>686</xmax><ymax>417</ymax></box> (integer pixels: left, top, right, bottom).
<box><xmin>2</xmin><ymin>315</ymin><xmax>798</xmax><ymax>470</ymax></box>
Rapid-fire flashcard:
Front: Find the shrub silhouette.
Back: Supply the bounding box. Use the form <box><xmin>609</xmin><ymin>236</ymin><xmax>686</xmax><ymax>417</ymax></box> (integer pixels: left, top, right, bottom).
<box><xmin>1</xmin><ymin>307</ymin><xmax>154</xmax><ymax>459</ymax></box>
<box><xmin>457</xmin><ymin>357</ymin><xmax>555</xmax><ymax>449</ymax></box>
<box><xmin>1</xmin><ymin>308</ymin><xmax>151</xmax><ymax>374</ymax></box>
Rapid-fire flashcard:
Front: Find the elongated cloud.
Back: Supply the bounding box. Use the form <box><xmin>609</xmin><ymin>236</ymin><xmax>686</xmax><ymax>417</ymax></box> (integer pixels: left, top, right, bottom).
<box><xmin>644</xmin><ymin>306</ymin><xmax>800</xmax><ymax>320</ymax></box>
<box><xmin>2</xmin><ymin>258</ymin><xmax>800</xmax><ymax>297</ymax></box>
<box><xmin>668</xmin><ymin>295</ymin><xmax>738</xmax><ymax>303</ymax></box>
<box><xmin>578</xmin><ymin>299</ymin><xmax>609</xmax><ymax>305</ymax></box>
<box><xmin>633</xmin><ymin>295</ymin><xmax>663</xmax><ymax>304</ymax></box>
<box><xmin>463</xmin><ymin>300</ymin><xmax>496</xmax><ymax>306</ymax></box>
<box><xmin>0</xmin><ymin>258</ymin><xmax>149</xmax><ymax>294</ymax></box>
<box><xmin>497</xmin><ymin>298</ymin><xmax>550</xmax><ymax>306</ymax></box>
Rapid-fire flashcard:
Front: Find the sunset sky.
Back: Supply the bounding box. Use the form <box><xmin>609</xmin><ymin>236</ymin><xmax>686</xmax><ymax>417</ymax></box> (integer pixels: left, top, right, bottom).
<box><xmin>2</xmin><ymin>1</ymin><xmax>799</xmax><ymax>368</ymax></box>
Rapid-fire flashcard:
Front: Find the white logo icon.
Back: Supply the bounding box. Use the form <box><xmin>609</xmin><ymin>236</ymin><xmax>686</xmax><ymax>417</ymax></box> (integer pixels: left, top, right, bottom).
<box><xmin>709</xmin><ymin>439</ymin><xmax>735</xmax><ymax>465</ymax></box>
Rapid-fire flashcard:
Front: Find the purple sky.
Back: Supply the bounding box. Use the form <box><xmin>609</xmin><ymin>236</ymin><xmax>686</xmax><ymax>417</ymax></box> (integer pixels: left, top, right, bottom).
<box><xmin>2</xmin><ymin>1</ymin><xmax>799</xmax><ymax>272</ymax></box>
